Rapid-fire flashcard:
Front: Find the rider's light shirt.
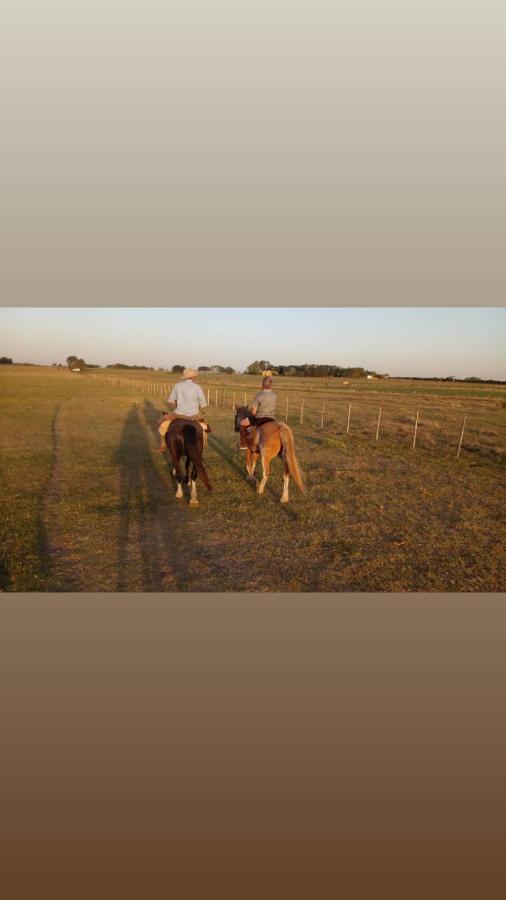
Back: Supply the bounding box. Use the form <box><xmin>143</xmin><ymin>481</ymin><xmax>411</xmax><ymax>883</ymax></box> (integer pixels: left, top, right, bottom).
<box><xmin>168</xmin><ymin>380</ymin><xmax>208</xmax><ymax>416</ymax></box>
<box><xmin>251</xmin><ymin>390</ymin><xmax>277</xmax><ymax>419</ymax></box>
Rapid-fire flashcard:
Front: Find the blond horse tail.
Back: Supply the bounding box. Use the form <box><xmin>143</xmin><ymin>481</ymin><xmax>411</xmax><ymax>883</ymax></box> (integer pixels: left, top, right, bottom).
<box><xmin>278</xmin><ymin>423</ymin><xmax>305</xmax><ymax>492</ymax></box>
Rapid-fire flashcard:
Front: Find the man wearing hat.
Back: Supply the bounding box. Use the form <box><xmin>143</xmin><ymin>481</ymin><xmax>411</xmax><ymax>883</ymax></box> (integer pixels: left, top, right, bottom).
<box><xmin>158</xmin><ymin>368</ymin><xmax>209</xmax><ymax>452</ymax></box>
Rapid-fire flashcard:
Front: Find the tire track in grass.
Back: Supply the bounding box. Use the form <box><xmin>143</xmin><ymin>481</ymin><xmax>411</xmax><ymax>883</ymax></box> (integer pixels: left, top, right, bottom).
<box><xmin>41</xmin><ymin>398</ymin><xmax>82</xmax><ymax>591</ymax></box>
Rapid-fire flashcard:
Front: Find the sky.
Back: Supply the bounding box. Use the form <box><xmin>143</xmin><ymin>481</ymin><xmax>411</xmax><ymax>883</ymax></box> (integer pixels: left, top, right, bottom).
<box><xmin>2</xmin><ymin>307</ymin><xmax>505</xmax><ymax>380</ymax></box>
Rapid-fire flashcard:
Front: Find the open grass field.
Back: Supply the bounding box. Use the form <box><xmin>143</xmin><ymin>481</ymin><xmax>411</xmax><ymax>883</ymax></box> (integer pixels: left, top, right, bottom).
<box><xmin>1</xmin><ymin>366</ymin><xmax>505</xmax><ymax>592</ymax></box>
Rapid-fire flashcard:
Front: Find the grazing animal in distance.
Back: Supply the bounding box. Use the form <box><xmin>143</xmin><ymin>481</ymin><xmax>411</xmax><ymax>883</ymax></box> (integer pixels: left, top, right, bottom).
<box><xmin>165</xmin><ymin>418</ymin><xmax>211</xmax><ymax>506</ymax></box>
<box><xmin>234</xmin><ymin>406</ymin><xmax>304</xmax><ymax>503</ymax></box>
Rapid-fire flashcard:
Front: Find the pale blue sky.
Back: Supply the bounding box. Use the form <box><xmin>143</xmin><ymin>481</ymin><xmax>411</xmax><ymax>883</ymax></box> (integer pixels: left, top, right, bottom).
<box><xmin>2</xmin><ymin>307</ymin><xmax>505</xmax><ymax>380</ymax></box>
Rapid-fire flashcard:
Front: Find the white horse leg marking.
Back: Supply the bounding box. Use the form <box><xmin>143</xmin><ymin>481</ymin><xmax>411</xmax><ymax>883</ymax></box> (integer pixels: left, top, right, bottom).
<box><xmin>189</xmin><ymin>479</ymin><xmax>198</xmax><ymax>506</ymax></box>
<box><xmin>257</xmin><ymin>455</ymin><xmax>268</xmax><ymax>495</ymax></box>
<box><xmin>281</xmin><ymin>472</ymin><xmax>289</xmax><ymax>503</ymax></box>
<box><xmin>175</xmin><ymin>482</ymin><xmax>183</xmax><ymax>499</ymax></box>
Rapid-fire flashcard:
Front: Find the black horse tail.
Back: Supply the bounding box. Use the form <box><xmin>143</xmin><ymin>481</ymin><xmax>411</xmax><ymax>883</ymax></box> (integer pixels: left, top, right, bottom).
<box><xmin>184</xmin><ymin>425</ymin><xmax>212</xmax><ymax>492</ymax></box>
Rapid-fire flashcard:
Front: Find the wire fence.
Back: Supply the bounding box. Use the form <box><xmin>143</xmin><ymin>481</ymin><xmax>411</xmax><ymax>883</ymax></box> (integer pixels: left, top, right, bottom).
<box><xmin>84</xmin><ymin>373</ymin><xmax>505</xmax><ymax>464</ymax></box>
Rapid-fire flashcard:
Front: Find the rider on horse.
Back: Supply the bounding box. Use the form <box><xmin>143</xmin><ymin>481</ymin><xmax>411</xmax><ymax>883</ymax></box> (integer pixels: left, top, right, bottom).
<box><xmin>159</xmin><ymin>368</ymin><xmax>209</xmax><ymax>452</ymax></box>
<box><xmin>239</xmin><ymin>375</ymin><xmax>277</xmax><ymax>450</ymax></box>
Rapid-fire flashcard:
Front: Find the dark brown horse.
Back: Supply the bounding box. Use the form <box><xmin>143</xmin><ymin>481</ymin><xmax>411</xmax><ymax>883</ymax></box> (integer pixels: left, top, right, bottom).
<box><xmin>166</xmin><ymin>419</ymin><xmax>211</xmax><ymax>506</ymax></box>
<box><xmin>234</xmin><ymin>406</ymin><xmax>304</xmax><ymax>503</ymax></box>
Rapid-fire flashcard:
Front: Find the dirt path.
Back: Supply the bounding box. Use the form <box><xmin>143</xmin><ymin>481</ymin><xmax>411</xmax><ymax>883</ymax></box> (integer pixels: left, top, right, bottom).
<box><xmin>40</xmin><ymin>398</ymin><xmax>84</xmax><ymax>591</ymax></box>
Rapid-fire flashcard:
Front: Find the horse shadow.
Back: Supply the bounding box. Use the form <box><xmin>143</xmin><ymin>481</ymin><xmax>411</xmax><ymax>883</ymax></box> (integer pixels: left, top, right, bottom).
<box><xmin>115</xmin><ymin>403</ymin><xmax>205</xmax><ymax>591</ymax></box>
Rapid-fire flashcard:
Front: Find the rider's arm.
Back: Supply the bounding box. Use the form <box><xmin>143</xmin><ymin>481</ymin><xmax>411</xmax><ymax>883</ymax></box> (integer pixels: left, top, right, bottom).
<box><xmin>197</xmin><ymin>385</ymin><xmax>208</xmax><ymax>409</ymax></box>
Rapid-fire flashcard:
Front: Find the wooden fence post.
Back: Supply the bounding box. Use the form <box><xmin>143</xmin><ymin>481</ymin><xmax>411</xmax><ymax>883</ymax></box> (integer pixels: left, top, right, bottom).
<box><xmin>300</xmin><ymin>398</ymin><xmax>304</xmax><ymax>424</ymax></box>
<box><xmin>412</xmin><ymin>411</ymin><xmax>419</xmax><ymax>449</ymax></box>
<box><xmin>207</xmin><ymin>388</ymin><xmax>210</xmax><ymax>405</ymax></box>
<box><xmin>320</xmin><ymin>403</ymin><xmax>325</xmax><ymax>428</ymax></box>
<box><xmin>457</xmin><ymin>416</ymin><xmax>467</xmax><ymax>459</ymax></box>
<box><xmin>215</xmin><ymin>389</ymin><xmax>218</xmax><ymax>407</ymax></box>
<box><xmin>375</xmin><ymin>408</ymin><xmax>382</xmax><ymax>441</ymax></box>
<box><xmin>346</xmin><ymin>403</ymin><xmax>351</xmax><ymax>434</ymax></box>
<box><xmin>285</xmin><ymin>396</ymin><xmax>289</xmax><ymax>421</ymax></box>
<box><xmin>233</xmin><ymin>391</ymin><xmax>236</xmax><ymax>409</ymax></box>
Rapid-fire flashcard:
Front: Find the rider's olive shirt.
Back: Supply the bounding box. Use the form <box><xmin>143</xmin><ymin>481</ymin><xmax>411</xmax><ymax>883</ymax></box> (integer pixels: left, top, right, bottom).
<box><xmin>168</xmin><ymin>380</ymin><xmax>208</xmax><ymax>416</ymax></box>
<box><xmin>251</xmin><ymin>390</ymin><xmax>277</xmax><ymax>419</ymax></box>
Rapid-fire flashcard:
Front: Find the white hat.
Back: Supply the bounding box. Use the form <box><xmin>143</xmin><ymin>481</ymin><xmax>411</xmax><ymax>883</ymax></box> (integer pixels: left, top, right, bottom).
<box><xmin>182</xmin><ymin>368</ymin><xmax>198</xmax><ymax>379</ymax></box>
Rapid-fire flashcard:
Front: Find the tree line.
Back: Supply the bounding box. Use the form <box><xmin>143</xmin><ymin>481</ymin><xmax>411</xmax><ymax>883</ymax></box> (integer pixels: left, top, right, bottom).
<box><xmin>245</xmin><ymin>360</ymin><xmax>382</xmax><ymax>378</ymax></box>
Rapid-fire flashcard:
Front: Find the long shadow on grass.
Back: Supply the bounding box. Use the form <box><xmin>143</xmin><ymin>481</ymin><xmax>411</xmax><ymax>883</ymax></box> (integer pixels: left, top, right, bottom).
<box><xmin>115</xmin><ymin>403</ymin><xmax>207</xmax><ymax>591</ymax></box>
<box><xmin>142</xmin><ymin>397</ymin><xmax>165</xmax><ymax>439</ymax></box>
<box><xmin>207</xmin><ymin>432</ymin><xmax>256</xmax><ymax>486</ymax></box>
<box><xmin>208</xmin><ymin>430</ymin><xmax>303</xmax><ymax>518</ymax></box>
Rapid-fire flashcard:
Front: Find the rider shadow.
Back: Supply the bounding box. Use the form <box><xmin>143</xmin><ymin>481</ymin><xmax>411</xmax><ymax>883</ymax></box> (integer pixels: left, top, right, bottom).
<box><xmin>115</xmin><ymin>403</ymin><xmax>192</xmax><ymax>591</ymax></box>
<box><xmin>142</xmin><ymin>398</ymin><xmax>165</xmax><ymax>440</ymax></box>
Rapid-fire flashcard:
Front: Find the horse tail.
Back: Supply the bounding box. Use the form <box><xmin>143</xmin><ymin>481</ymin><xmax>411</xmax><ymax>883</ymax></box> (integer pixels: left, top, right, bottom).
<box><xmin>278</xmin><ymin>423</ymin><xmax>305</xmax><ymax>492</ymax></box>
<box><xmin>184</xmin><ymin>425</ymin><xmax>212</xmax><ymax>492</ymax></box>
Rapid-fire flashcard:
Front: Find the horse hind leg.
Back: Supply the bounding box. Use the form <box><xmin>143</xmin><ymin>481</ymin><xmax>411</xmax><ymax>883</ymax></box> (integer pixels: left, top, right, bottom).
<box><xmin>189</xmin><ymin>462</ymin><xmax>199</xmax><ymax>506</ymax></box>
<box><xmin>257</xmin><ymin>451</ymin><xmax>271</xmax><ymax>496</ymax></box>
<box><xmin>281</xmin><ymin>462</ymin><xmax>290</xmax><ymax>503</ymax></box>
<box><xmin>245</xmin><ymin>448</ymin><xmax>258</xmax><ymax>482</ymax></box>
<box><xmin>172</xmin><ymin>457</ymin><xmax>184</xmax><ymax>499</ymax></box>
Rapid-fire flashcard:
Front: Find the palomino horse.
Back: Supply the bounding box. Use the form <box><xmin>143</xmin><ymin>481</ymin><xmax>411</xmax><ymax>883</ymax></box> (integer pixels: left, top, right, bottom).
<box><xmin>165</xmin><ymin>419</ymin><xmax>211</xmax><ymax>506</ymax></box>
<box><xmin>234</xmin><ymin>406</ymin><xmax>304</xmax><ymax>503</ymax></box>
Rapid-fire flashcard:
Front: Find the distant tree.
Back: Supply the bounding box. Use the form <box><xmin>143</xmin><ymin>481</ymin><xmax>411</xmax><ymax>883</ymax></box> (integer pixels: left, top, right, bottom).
<box><xmin>172</xmin><ymin>364</ymin><xmax>185</xmax><ymax>373</ymax></box>
<box><xmin>198</xmin><ymin>366</ymin><xmax>211</xmax><ymax>371</ymax></box>
<box><xmin>106</xmin><ymin>363</ymin><xmax>150</xmax><ymax>370</ymax></box>
<box><xmin>66</xmin><ymin>355</ymin><xmax>86</xmax><ymax>370</ymax></box>
<box><xmin>246</xmin><ymin>360</ymin><xmax>273</xmax><ymax>375</ymax></box>
<box><xmin>0</xmin><ymin>356</ymin><xmax>13</xmax><ymax>365</ymax></box>
<box><xmin>224</xmin><ymin>366</ymin><xmax>235</xmax><ymax>374</ymax></box>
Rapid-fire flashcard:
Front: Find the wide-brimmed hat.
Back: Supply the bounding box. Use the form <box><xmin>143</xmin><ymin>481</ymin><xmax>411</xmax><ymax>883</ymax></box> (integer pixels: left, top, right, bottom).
<box><xmin>182</xmin><ymin>368</ymin><xmax>198</xmax><ymax>379</ymax></box>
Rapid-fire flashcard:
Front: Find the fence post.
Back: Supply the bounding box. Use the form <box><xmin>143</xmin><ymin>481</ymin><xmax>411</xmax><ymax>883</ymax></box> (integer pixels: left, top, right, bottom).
<box><xmin>412</xmin><ymin>411</ymin><xmax>419</xmax><ymax>449</ymax></box>
<box><xmin>244</xmin><ymin>392</ymin><xmax>247</xmax><ymax>405</ymax></box>
<box><xmin>346</xmin><ymin>403</ymin><xmax>351</xmax><ymax>434</ymax></box>
<box><xmin>215</xmin><ymin>389</ymin><xmax>218</xmax><ymax>407</ymax></box>
<box><xmin>233</xmin><ymin>391</ymin><xmax>236</xmax><ymax>409</ymax></box>
<box><xmin>457</xmin><ymin>416</ymin><xmax>467</xmax><ymax>459</ymax></box>
<box><xmin>285</xmin><ymin>396</ymin><xmax>289</xmax><ymax>421</ymax></box>
<box><xmin>300</xmin><ymin>398</ymin><xmax>304</xmax><ymax>424</ymax></box>
<box><xmin>207</xmin><ymin>388</ymin><xmax>210</xmax><ymax>405</ymax></box>
<box><xmin>320</xmin><ymin>403</ymin><xmax>325</xmax><ymax>428</ymax></box>
<box><xmin>375</xmin><ymin>408</ymin><xmax>382</xmax><ymax>441</ymax></box>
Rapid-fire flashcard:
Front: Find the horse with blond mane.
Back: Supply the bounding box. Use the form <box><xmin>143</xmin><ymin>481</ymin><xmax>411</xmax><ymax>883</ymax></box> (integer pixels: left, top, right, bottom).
<box><xmin>234</xmin><ymin>406</ymin><xmax>304</xmax><ymax>503</ymax></box>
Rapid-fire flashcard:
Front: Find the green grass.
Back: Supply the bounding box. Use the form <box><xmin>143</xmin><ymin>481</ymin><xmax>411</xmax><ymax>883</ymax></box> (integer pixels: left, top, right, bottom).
<box><xmin>1</xmin><ymin>366</ymin><xmax>505</xmax><ymax>592</ymax></box>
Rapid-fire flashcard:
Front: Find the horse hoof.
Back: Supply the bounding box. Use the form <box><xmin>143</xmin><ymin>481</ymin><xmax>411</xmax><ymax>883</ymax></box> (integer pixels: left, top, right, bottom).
<box><xmin>280</xmin><ymin>497</ymin><xmax>288</xmax><ymax>504</ymax></box>
<box><xmin>189</xmin><ymin>500</ymin><xmax>199</xmax><ymax>507</ymax></box>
